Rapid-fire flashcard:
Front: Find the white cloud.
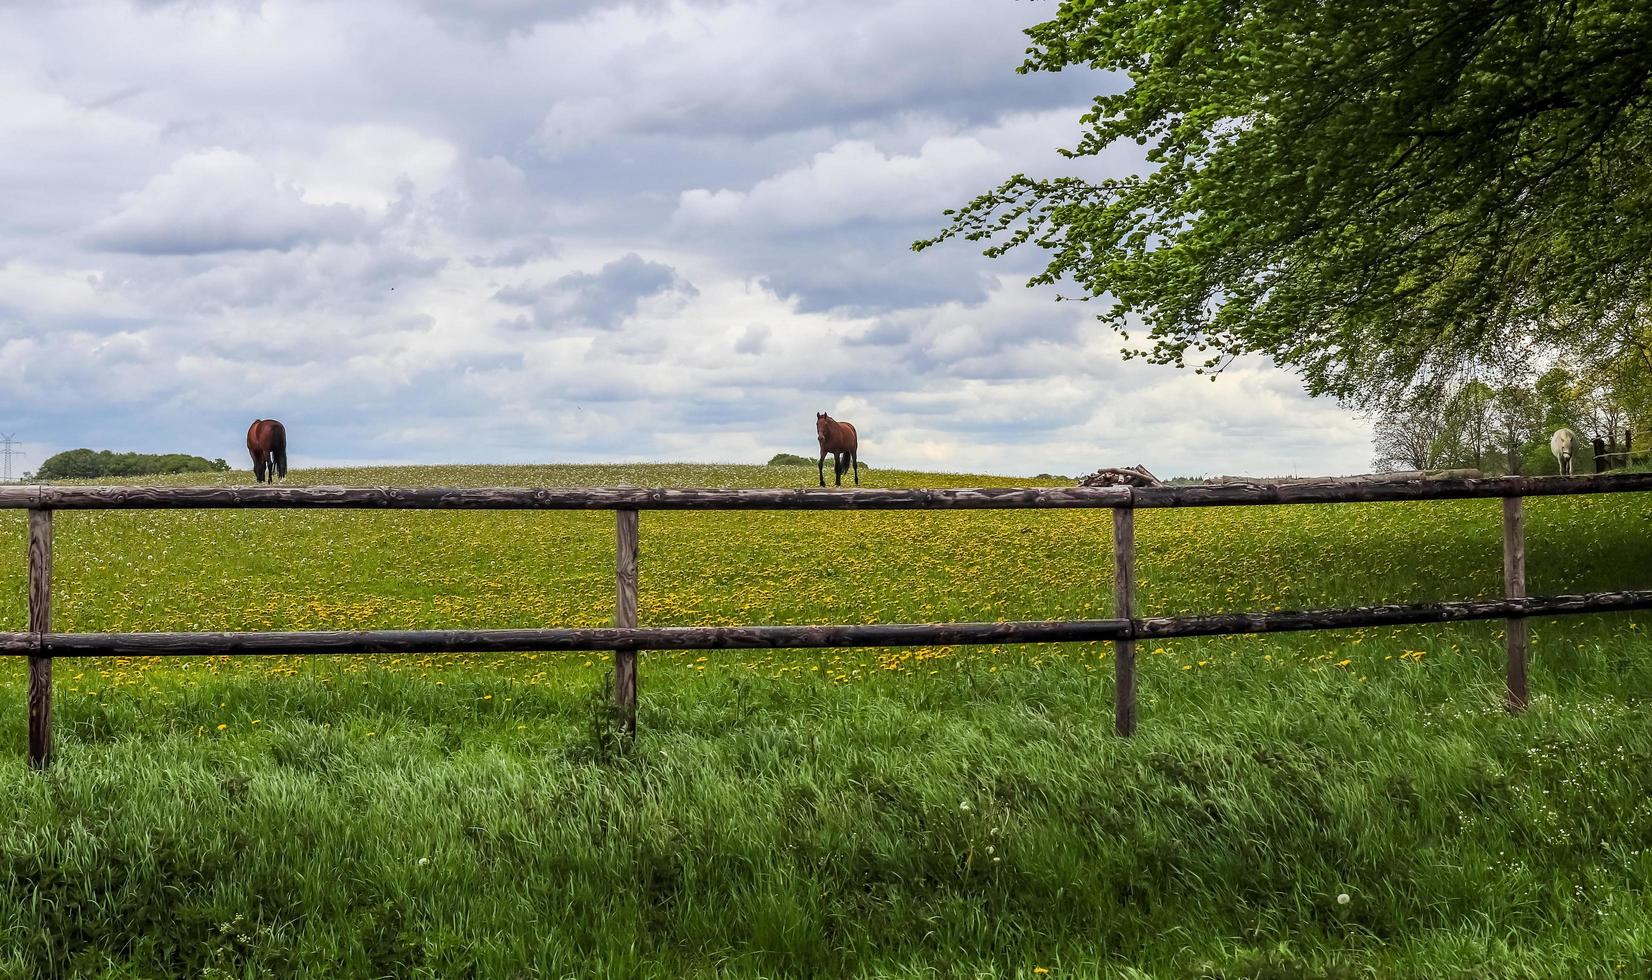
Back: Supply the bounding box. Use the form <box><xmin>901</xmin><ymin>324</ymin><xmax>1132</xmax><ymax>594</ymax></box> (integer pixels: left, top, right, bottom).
<box><xmin>271</xmin><ymin>124</ymin><xmax>459</xmax><ymax>213</ymax></box>
<box><xmin>676</xmin><ymin>136</ymin><xmax>999</xmax><ymax>230</ymax></box>
<box><xmin>675</xmin><ymin>110</ymin><xmax>1095</xmax><ymax>231</ymax></box>
<box><xmin>84</xmin><ymin>148</ymin><xmax>369</xmax><ymax>254</ymax></box>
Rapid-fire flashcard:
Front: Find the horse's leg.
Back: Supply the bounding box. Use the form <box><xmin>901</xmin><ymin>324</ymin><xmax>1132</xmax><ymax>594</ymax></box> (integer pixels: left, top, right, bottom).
<box><xmin>835</xmin><ymin>452</ymin><xmax>844</xmax><ymax>487</ymax></box>
<box><xmin>851</xmin><ymin>448</ymin><xmax>859</xmax><ymax>485</ymax></box>
<box><xmin>818</xmin><ymin>447</ymin><xmax>828</xmax><ymax>487</ymax></box>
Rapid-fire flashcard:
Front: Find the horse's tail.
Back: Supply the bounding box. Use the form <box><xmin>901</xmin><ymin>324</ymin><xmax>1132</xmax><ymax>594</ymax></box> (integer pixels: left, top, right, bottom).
<box><xmin>272</xmin><ymin>422</ymin><xmax>288</xmax><ymax>478</ymax></box>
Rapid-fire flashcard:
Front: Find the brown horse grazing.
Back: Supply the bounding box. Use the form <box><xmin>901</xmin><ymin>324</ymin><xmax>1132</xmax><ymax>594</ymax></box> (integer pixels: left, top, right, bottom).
<box><xmin>246</xmin><ymin>419</ymin><xmax>288</xmax><ymax>484</ymax></box>
<box><xmin>816</xmin><ymin>412</ymin><xmax>859</xmax><ymax>487</ymax></box>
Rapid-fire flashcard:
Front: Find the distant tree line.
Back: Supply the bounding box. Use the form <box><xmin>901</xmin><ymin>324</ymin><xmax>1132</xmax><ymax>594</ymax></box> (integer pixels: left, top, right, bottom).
<box><xmin>1371</xmin><ymin>363</ymin><xmax>1643</xmax><ymax>476</ymax></box>
<box><xmin>36</xmin><ymin>449</ymin><xmax>230</xmax><ymax>481</ymax></box>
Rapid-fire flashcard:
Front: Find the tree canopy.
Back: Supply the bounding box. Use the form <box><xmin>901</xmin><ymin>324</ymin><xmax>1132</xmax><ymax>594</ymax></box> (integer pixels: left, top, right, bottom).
<box><xmin>917</xmin><ymin>0</ymin><xmax>1652</xmax><ymax>406</ymax></box>
<box><xmin>766</xmin><ymin>453</ymin><xmax>815</xmax><ymax>466</ymax></box>
<box><xmin>36</xmin><ymin>450</ymin><xmax>230</xmax><ymax>481</ymax></box>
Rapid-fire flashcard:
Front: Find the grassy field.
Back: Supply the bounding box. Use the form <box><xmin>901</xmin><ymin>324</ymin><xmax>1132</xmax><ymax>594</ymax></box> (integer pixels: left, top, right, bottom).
<box><xmin>1</xmin><ymin>463</ymin><xmax>1651</xmax><ymax>978</ymax></box>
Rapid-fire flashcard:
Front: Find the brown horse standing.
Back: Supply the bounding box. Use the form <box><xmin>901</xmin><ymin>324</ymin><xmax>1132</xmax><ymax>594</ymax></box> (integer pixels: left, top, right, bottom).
<box><xmin>246</xmin><ymin>419</ymin><xmax>288</xmax><ymax>484</ymax></box>
<box><xmin>816</xmin><ymin>412</ymin><xmax>859</xmax><ymax>487</ymax></box>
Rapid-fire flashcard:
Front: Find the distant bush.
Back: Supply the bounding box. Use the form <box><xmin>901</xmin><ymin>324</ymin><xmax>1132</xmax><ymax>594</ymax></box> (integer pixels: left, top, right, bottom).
<box><xmin>37</xmin><ymin>449</ymin><xmax>230</xmax><ymax>480</ymax></box>
<box><xmin>767</xmin><ymin>453</ymin><xmax>869</xmax><ymax>471</ymax></box>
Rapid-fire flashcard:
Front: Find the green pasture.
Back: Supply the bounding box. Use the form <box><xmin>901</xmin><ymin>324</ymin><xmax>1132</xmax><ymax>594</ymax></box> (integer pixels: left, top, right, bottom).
<box><xmin>0</xmin><ymin>463</ymin><xmax>1649</xmax><ymax>978</ymax></box>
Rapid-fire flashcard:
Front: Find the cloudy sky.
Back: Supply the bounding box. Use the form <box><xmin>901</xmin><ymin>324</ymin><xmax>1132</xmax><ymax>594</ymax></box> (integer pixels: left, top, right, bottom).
<box><xmin>0</xmin><ymin>0</ymin><xmax>1373</xmax><ymax>478</ymax></box>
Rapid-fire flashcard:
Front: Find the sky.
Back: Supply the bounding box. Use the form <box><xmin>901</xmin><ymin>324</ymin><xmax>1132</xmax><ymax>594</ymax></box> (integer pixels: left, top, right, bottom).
<box><xmin>0</xmin><ymin>0</ymin><xmax>1375</xmax><ymax>479</ymax></box>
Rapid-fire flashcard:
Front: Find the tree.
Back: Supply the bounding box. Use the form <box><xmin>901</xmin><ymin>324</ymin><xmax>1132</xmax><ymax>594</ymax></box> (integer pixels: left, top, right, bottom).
<box><xmin>766</xmin><ymin>453</ymin><xmax>814</xmax><ymax>466</ymax></box>
<box><xmin>1371</xmin><ymin>395</ymin><xmax>1450</xmax><ymax>472</ymax></box>
<box><xmin>36</xmin><ymin>450</ymin><xmax>230</xmax><ymax>481</ymax></box>
<box><xmin>1535</xmin><ymin>366</ymin><xmax>1583</xmax><ymax>435</ymax></box>
<box><xmin>1491</xmin><ymin>383</ymin><xmax>1541</xmax><ymax>474</ymax></box>
<box><xmin>1577</xmin><ymin>376</ymin><xmax>1630</xmax><ymax>445</ymax></box>
<box><xmin>916</xmin><ymin>0</ymin><xmax>1652</xmax><ymax>406</ymax></box>
<box><xmin>1437</xmin><ymin>381</ymin><xmax>1498</xmax><ymax>472</ymax></box>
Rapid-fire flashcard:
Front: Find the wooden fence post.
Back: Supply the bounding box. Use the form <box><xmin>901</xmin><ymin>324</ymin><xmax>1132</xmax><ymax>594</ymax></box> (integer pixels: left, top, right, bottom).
<box><xmin>614</xmin><ymin>508</ymin><xmax>639</xmax><ymax>737</ymax></box>
<box><xmin>1503</xmin><ymin>496</ymin><xmax>1528</xmax><ymax>713</ymax></box>
<box><xmin>1113</xmin><ymin>506</ymin><xmax>1137</xmax><ymax>736</ymax></box>
<box><xmin>28</xmin><ymin>508</ymin><xmax>52</xmax><ymax>768</ymax></box>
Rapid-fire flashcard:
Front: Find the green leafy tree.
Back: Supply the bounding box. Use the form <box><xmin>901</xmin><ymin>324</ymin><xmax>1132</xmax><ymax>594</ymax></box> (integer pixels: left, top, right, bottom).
<box><xmin>1435</xmin><ymin>381</ymin><xmax>1499</xmax><ymax>472</ymax></box>
<box><xmin>1491</xmin><ymin>383</ymin><xmax>1541</xmax><ymax>474</ymax></box>
<box><xmin>917</xmin><ymin>0</ymin><xmax>1652</xmax><ymax>405</ymax></box>
<box><xmin>1535</xmin><ymin>366</ymin><xmax>1584</xmax><ymax>435</ymax></box>
<box><xmin>36</xmin><ymin>450</ymin><xmax>230</xmax><ymax>481</ymax></box>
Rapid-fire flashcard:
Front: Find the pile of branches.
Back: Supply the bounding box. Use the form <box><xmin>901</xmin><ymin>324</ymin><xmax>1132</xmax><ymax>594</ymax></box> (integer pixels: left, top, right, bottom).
<box><xmin>1077</xmin><ymin>465</ymin><xmax>1162</xmax><ymax>488</ymax></box>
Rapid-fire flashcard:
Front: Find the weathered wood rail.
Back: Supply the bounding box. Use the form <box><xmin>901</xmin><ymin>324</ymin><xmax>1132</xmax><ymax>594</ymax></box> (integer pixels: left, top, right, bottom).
<box><xmin>0</xmin><ymin>471</ymin><xmax>1650</xmax><ymax>509</ymax></box>
<box><xmin>9</xmin><ymin>472</ymin><xmax>1652</xmax><ymax>768</ymax></box>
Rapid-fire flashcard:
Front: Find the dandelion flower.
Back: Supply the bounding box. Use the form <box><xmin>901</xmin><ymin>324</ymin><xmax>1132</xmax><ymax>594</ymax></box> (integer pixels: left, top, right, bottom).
<box><xmin>1337</xmin><ymin>893</ymin><xmax>1350</xmax><ymax>905</ymax></box>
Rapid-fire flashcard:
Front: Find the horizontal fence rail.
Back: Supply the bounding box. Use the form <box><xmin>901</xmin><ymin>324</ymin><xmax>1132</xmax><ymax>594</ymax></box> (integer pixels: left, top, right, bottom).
<box><xmin>11</xmin><ymin>473</ymin><xmax>1652</xmax><ymax>766</ymax></box>
<box><xmin>2</xmin><ymin>591</ymin><xmax>1649</xmax><ymax>657</ymax></box>
<box><xmin>3</xmin><ymin>471</ymin><xmax>1652</xmax><ymax>510</ymax></box>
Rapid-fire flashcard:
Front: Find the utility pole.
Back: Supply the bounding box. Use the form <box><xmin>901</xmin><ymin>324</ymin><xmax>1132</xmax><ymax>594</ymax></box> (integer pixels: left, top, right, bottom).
<box><xmin>0</xmin><ymin>435</ymin><xmax>25</xmax><ymax>483</ymax></box>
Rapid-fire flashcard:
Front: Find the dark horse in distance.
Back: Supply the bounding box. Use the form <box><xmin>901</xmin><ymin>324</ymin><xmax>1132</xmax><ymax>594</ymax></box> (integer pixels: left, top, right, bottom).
<box><xmin>816</xmin><ymin>412</ymin><xmax>859</xmax><ymax>487</ymax></box>
<box><xmin>246</xmin><ymin>419</ymin><xmax>288</xmax><ymax>484</ymax></box>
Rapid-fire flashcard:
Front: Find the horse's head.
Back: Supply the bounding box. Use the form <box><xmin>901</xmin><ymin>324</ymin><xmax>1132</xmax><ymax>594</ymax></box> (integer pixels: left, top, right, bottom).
<box><xmin>816</xmin><ymin>412</ymin><xmax>831</xmax><ymax>439</ymax></box>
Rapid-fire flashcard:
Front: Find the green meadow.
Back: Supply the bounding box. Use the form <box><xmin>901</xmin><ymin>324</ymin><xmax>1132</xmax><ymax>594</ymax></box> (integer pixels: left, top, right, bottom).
<box><xmin>1</xmin><ymin>463</ymin><xmax>1650</xmax><ymax>978</ymax></box>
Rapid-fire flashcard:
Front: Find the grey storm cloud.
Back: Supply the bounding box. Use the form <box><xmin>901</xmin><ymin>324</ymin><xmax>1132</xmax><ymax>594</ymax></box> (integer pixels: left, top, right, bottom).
<box><xmin>496</xmin><ymin>253</ymin><xmax>698</xmax><ymax>330</ymax></box>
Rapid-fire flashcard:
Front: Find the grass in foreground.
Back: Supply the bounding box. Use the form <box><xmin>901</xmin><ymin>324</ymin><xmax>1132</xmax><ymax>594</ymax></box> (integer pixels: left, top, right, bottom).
<box><xmin>0</xmin><ymin>463</ymin><xmax>1648</xmax><ymax>978</ymax></box>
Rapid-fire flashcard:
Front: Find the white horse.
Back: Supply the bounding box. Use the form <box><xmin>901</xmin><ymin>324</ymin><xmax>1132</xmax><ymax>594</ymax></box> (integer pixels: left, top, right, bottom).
<box><xmin>1550</xmin><ymin>428</ymin><xmax>1577</xmax><ymax>475</ymax></box>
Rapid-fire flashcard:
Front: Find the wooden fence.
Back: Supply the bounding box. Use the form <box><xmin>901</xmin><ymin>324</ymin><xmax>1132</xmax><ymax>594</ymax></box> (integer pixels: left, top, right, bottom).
<box><xmin>5</xmin><ymin>473</ymin><xmax>1652</xmax><ymax>767</ymax></box>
